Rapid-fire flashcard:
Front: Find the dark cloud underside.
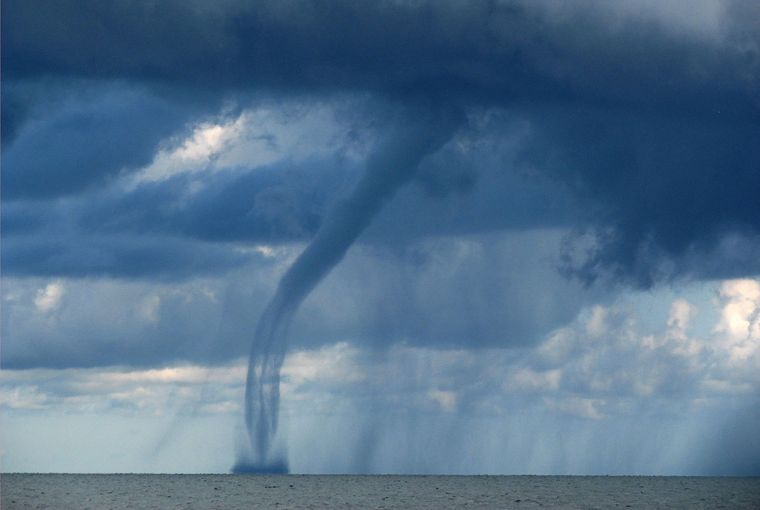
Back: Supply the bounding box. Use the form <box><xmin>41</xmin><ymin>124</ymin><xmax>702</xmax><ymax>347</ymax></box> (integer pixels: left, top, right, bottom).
<box><xmin>2</xmin><ymin>0</ymin><xmax>759</xmax><ymax>283</ymax></box>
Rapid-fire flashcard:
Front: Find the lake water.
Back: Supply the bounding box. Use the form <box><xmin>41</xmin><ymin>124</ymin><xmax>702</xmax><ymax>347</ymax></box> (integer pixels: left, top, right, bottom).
<box><xmin>2</xmin><ymin>474</ymin><xmax>759</xmax><ymax>509</ymax></box>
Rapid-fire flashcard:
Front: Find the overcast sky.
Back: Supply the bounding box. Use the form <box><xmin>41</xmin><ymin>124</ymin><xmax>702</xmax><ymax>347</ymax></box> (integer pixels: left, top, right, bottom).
<box><xmin>1</xmin><ymin>0</ymin><xmax>759</xmax><ymax>474</ymax></box>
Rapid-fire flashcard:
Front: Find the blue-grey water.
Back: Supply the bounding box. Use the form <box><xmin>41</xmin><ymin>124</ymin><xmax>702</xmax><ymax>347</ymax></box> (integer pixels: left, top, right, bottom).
<box><xmin>2</xmin><ymin>474</ymin><xmax>759</xmax><ymax>509</ymax></box>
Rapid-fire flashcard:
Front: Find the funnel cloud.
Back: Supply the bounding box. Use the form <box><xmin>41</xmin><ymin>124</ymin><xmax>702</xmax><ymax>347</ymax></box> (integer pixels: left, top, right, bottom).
<box><xmin>233</xmin><ymin>106</ymin><xmax>463</xmax><ymax>472</ymax></box>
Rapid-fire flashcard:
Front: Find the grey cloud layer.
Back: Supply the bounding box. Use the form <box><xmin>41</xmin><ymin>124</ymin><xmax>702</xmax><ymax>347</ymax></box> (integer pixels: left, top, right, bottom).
<box><xmin>3</xmin><ymin>0</ymin><xmax>759</xmax><ymax>285</ymax></box>
<box><xmin>2</xmin><ymin>230</ymin><xmax>594</xmax><ymax>369</ymax></box>
<box><xmin>4</xmin><ymin>1</ymin><xmax>756</xmax><ymax>108</ymax></box>
<box><xmin>1</xmin><ymin>0</ymin><xmax>759</xmax><ymax>369</ymax></box>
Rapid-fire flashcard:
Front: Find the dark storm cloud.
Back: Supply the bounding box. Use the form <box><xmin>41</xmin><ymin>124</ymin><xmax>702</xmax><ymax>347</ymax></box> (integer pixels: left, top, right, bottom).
<box><xmin>1</xmin><ymin>83</ymin><xmax>217</xmax><ymax>200</ymax></box>
<box><xmin>4</xmin><ymin>1</ymin><xmax>756</xmax><ymax>108</ymax></box>
<box><xmin>2</xmin><ymin>0</ymin><xmax>759</xmax><ymax>281</ymax></box>
<box><xmin>80</xmin><ymin>159</ymin><xmax>347</xmax><ymax>243</ymax></box>
<box><xmin>519</xmin><ymin>104</ymin><xmax>760</xmax><ymax>286</ymax></box>
<box><xmin>1</xmin><ymin>133</ymin><xmax>580</xmax><ymax>278</ymax></box>
<box><xmin>0</xmin><ymin>156</ymin><xmax>345</xmax><ymax>277</ymax></box>
<box><xmin>2</xmin><ymin>233</ymin><xmax>249</xmax><ymax>280</ymax></box>
<box><xmin>1</xmin><ymin>229</ymin><xmax>593</xmax><ymax>369</ymax></box>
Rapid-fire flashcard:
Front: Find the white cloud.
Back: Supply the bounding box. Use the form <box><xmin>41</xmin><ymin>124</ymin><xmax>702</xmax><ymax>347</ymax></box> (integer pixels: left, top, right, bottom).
<box><xmin>4</xmin><ymin>278</ymin><xmax>759</xmax><ymax>441</ymax></box>
<box><xmin>0</xmin><ymin>386</ymin><xmax>48</xmax><ymax>409</ymax></box>
<box><xmin>667</xmin><ymin>299</ymin><xmax>695</xmax><ymax>340</ymax></box>
<box><xmin>281</xmin><ymin>342</ymin><xmax>366</xmax><ymax>390</ymax></box>
<box><xmin>537</xmin><ymin>328</ymin><xmax>576</xmax><ymax>365</ymax></box>
<box><xmin>429</xmin><ymin>390</ymin><xmax>458</xmax><ymax>412</ymax></box>
<box><xmin>508</xmin><ymin>368</ymin><xmax>562</xmax><ymax>393</ymax></box>
<box><xmin>130</xmin><ymin>98</ymin><xmax>367</xmax><ymax>187</ymax></box>
<box><xmin>544</xmin><ymin>396</ymin><xmax>605</xmax><ymax>420</ymax></box>
<box><xmin>585</xmin><ymin>305</ymin><xmax>608</xmax><ymax>337</ymax></box>
<box><xmin>134</xmin><ymin>114</ymin><xmax>247</xmax><ymax>184</ymax></box>
<box><xmin>532</xmin><ymin>278</ymin><xmax>760</xmax><ymax>400</ymax></box>
<box><xmin>712</xmin><ymin>279</ymin><xmax>760</xmax><ymax>373</ymax></box>
<box><xmin>174</xmin><ymin>123</ymin><xmax>233</xmax><ymax>161</ymax></box>
<box><xmin>200</xmin><ymin>401</ymin><xmax>241</xmax><ymax>414</ymax></box>
<box><xmin>34</xmin><ymin>281</ymin><xmax>64</xmax><ymax>313</ymax></box>
<box><xmin>0</xmin><ymin>364</ymin><xmax>247</xmax><ymax>415</ymax></box>
<box><xmin>715</xmin><ymin>279</ymin><xmax>760</xmax><ymax>339</ymax></box>
<box><xmin>137</xmin><ymin>295</ymin><xmax>161</xmax><ymax>323</ymax></box>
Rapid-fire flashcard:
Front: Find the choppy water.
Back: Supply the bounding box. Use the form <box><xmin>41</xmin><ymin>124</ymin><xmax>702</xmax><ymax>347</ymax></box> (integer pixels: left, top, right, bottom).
<box><xmin>2</xmin><ymin>474</ymin><xmax>759</xmax><ymax>509</ymax></box>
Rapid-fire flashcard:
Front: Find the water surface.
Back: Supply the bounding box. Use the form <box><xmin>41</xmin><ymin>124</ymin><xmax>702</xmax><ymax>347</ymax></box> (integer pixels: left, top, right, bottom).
<box><xmin>2</xmin><ymin>474</ymin><xmax>759</xmax><ymax>509</ymax></box>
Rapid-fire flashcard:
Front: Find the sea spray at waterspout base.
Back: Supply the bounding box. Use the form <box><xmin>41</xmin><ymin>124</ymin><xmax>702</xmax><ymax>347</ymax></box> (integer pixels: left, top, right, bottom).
<box><xmin>233</xmin><ymin>106</ymin><xmax>464</xmax><ymax>473</ymax></box>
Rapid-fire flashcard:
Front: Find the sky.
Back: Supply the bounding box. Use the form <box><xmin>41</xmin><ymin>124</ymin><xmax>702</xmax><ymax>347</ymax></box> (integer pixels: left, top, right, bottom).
<box><xmin>1</xmin><ymin>0</ymin><xmax>759</xmax><ymax>474</ymax></box>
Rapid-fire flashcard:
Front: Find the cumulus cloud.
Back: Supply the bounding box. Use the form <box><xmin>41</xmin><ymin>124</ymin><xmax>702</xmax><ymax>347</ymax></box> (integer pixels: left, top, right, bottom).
<box><xmin>0</xmin><ymin>364</ymin><xmax>244</xmax><ymax>417</ymax></box>
<box><xmin>33</xmin><ymin>281</ymin><xmax>64</xmax><ymax>313</ymax></box>
<box><xmin>713</xmin><ymin>279</ymin><xmax>760</xmax><ymax>365</ymax></box>
<box><xmin>533</xmin><ymin>279</ymin><xmax>760</xmax><ymax>399</ymax></box>
<box><xmin>3</xmin><ymin>278</ymin><xmax>758</xmax><ymax>472</ymax></box>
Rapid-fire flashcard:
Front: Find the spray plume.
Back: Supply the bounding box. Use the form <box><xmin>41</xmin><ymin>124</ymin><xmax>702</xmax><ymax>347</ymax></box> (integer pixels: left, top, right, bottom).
<box><xmin>232</xmin><ymin>105</ymin><xmax>463</xmax><ymax>473</ymax></box>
